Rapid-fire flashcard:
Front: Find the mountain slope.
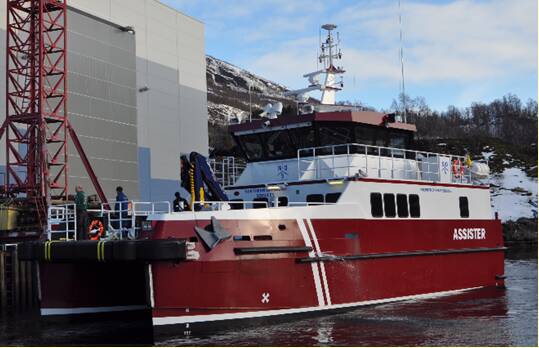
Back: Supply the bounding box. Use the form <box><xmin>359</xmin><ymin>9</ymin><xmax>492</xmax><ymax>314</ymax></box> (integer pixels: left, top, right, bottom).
<box><xmin>206</xmin><ymin>55</ymin><xmax>295</xmax><ymax>125</ymax></box>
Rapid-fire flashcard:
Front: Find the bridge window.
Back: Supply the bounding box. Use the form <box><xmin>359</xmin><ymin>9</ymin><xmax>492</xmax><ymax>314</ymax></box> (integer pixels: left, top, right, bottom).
<box><xmin>370</xmin><ymin>193</ymin><xmax>383</xmax><ymax>217</ymax></box>
<box><xmin>409</xmin><ymin>194</ymin><xmax>421</xmax><ymax>218</ymax></box>
<box><xmin>397</xmin><ymin>194</ymin><xmax>409</xmax><ymax>217</ymax></box>
<box><xmin>260</xmin><ymin>131</ymin><xmax>295</xmax><ymax>159</ymax></box>
<box><xmin>459</xmin><ymin>196</ymin><xmax>469</xmax><ymax>218</ymax></box>
<box><xmin>354</xmin><ymin>126</ymin><xmax>376</xmax><ymax>146</ymax></box>
<box><xmin>239</xmin><ymin>133</ymin><xmax>264</xmax><ymax>161</ymax></box>
<box><xmin>319</xmin><ymin>125</ymin><xmax>353</xmax><ymax>146</ymax></box>
<box><xmin>383</xmin><ymin>193</ymin><xmax>396</xmax><ymax>218</ymax></box>
<box><xmin>389</xmin><ymin>134</ymin><xmax>407</xmax><ymax>148</ymax></box>
<box><xmin>289</xmin><ymin>126</ymin><xmax>315</xmax><ymax>150</ymax></box>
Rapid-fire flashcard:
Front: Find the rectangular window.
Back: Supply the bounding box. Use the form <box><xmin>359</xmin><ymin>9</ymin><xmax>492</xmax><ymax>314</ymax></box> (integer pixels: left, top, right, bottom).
<box><xmin>233</xmin><ymin>235</ymin><xmax>251</xmax><ymax>241</ymax></box>
<box><xmin>307</xmin><ymin>194</ymin><xmax>324</xmax><ymax>205</ymax></box>
<box><xmin>397</xmin><ymin>194</ymin><xmax>409</xmax><ymax>218</ymax></box>
<box><xmin>388</xmin><ymin>130</ymin><xmax>410</xmax><ymax>149</ymax></box>
<box><xmin>409</xmin><ymin>194</ymin><xmax>421</xmax><ymax>218</ymax></box>
<box><xmin>289</xmin><ymin>126</ymin><xmax>315</xmax><ymax>150</ymax></box>
<box><xmin>354</xmin><ymin>125</ymin><xmax>376</xmax><ymax>146</ymax></box>
<box><xmin>325</xmin><ymin>192</ymin><xmax>341</xmax><ymax>203</ymax></box>
<box><xmin>230</xmin><ymin>199</ymin><xmax>244</xmax><ymax>210</ymax></box>
<box><xmin>239</xmin><ymin>134</ymin><xmax>264</xmax><ymax>161</ymax></box>
<box><xmin>383</xmin><ymin>193</ymin><xmax>396</xmax><ymax>218</ymax></box>
<box><xmin>370</xmin><ymin>193</ymin><xmax>383</xmax><ymax>217</ymax></box>
<box><xmin>278</xmin><ymin>196</ymin><xmax>288</xmax><ymax>207</ymax></box>
<box><xmin>259</xmin><ymin>131</ymin><xmax>295</xmax><ymax>159</ymax></box>
<box><xmin>459</xmin><ymin>196</ymin><xmax>469</xmax><ymax>218</ymax></box>
<box><xmin>253</xmin><ymin>235</ymin><xmax>273</xmax><ymax>241</ymax></box>
<box><xmin>319</xmin><ymin>125</ymin><xmax>353</xmax><ymax>146</ymax></box>
<box><xmin>253</xmin><ymin>197</ymin><xmax>268</xmax><ymax>209</ymax></box>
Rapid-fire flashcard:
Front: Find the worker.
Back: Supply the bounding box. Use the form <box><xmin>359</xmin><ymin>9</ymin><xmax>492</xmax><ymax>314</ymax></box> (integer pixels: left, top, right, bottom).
<box><xmin>74</xmin><ymin>185</ymin><xmax>88</xmax><ymax>240</ymax></box>
<box><xmin>173</xmin><ymin>191</ymin><xmax>190</xmax><ymax>212</ymax></box>
<box><xmin>114</xmin><ymin>186</ymin><xmax>130</xmax><ymax>232</ymax></box>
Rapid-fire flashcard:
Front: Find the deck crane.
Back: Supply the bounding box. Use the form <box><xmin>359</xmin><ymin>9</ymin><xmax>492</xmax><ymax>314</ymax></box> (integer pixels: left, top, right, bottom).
<box><xmin>0</xmin><ymin>0</ymin><xmax>107</xmax><ymax>231</ymax></box>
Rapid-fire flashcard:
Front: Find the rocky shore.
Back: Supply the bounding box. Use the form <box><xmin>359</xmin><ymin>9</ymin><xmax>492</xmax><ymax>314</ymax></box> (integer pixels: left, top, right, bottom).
<box><xmin>503</xmin><ymin>218</ymin><xmax>538</xmax><ymax>244</ymax></box>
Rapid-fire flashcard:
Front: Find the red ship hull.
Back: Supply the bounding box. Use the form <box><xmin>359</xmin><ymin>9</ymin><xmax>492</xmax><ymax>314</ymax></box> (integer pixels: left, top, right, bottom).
<box><xmin>38</xmin><ymin>215</ymin><xmax>504</xmax><ymax>337</ymax></box>
<box><xmin>150</xmin><ymin>217</ymin><xmax>504</xmax><ymax>333</ymax></box>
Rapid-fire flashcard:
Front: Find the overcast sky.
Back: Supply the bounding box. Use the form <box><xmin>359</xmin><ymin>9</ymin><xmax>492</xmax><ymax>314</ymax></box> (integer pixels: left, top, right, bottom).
<box><xmin>163</xmin><ymin>0</ymin><xmax>537</xmax><ymax>111</ymax></box>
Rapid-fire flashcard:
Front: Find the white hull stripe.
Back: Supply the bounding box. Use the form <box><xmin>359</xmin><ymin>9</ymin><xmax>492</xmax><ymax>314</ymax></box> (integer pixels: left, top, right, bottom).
<box><xmin>152</xmin><ymin>286</ymin><xmax>482</xmax><ymax>326</ymax></box>
<box><xmin>297</xmin><ymin>218</ymin><xmax>325</xmax><ymax>306</ymax></box>
<box><xmin>152</xmin><ymin>204</ymin><xmax>361</xmax><ymax>221</ymax></box>
<box><xmin>148</xmin><ymin>264</ymin><xmax>155</xmax><ymax>308</ymax></box>
<box><xmin>305</xmin><ymin>219</ymin><xmax>332</xmax><ymax>306</ymax></box>
<box><xmin>41</xmin><ymin>305</ymin><xmax>147</xmax><ymax>316</ymax></box>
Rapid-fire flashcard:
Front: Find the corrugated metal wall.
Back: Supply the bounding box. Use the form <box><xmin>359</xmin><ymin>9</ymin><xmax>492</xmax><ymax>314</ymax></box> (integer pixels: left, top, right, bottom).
<box><xmin>67</xmin><ymin>8</ymin><xmax>139</xmax><ymax>200</ymax></box>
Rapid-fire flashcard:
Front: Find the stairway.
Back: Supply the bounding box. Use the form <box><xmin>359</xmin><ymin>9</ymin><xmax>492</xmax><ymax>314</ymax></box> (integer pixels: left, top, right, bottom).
<box><xmin>0</xmin><ymin>245</ymin><xmax>37</xmax><ymax>314</ymax></box>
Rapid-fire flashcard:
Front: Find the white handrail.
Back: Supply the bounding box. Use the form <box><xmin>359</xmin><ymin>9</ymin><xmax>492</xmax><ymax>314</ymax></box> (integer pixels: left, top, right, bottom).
<box><xmin>97</xmin><ymin>200</ymin><xmax>172</xmax><ymax>240</ymax></box>
<box><xmin>297</xmin><ymin>142</ymin><xmax>472</xmax><ymax>184</ymax></box>
<box><xmin>47</xmin><ymin>204</ymin><xmax>77</xmax><ymax>241</ymax></box>
<box><xmin>208</xmin><ymin>156</ymin><xmax>246</xmax><ymax>187</ymax></box>
<box><xmin>288</xmin><ymin>201</ymin><xmax>338</xmax><ymax>206</ymax></box>
<box><xmin>192</xmin><ymin>200</ymin><xmax>269</xmax><ymax>211</ymax></box>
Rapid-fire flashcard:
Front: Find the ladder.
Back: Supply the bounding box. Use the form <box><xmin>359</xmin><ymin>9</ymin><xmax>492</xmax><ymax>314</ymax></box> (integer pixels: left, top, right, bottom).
<box><xmin>0</xmin><ymin>245</ymin><xmax>16</xmax><ymax>312</ymax></box>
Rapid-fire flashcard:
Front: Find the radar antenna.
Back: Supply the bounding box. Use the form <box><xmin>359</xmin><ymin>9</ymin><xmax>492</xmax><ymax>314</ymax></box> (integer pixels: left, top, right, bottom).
<box><xmin>285</xmin><ymin>24</ymin><xmax>345</xmax><ymax>105</ymax></box>
<box><xmin>398</xmin><ymin>0</ymin><xmax>407</xmax><ymax>123</ymax></box>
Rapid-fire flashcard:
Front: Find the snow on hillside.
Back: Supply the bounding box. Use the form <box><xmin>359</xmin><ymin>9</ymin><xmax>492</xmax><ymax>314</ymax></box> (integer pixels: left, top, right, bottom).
<box><xmin>207</xmin><ymin>103</ymin><xmax>244</xmax><ymax>125</ymax></box>
<box><xmin>206</xmin><ymin>55</ymin><xmax>294</xmax><ymax>125</ymax></box>
<box><xmin>481</xmin><ymin>151</ymin><xmax>538</xmax><ymax>222</ymax></box>
<box><xmin>206</xmin><ymin>55</ymin><xmax>288</xmax><ymax>95</ymax></box>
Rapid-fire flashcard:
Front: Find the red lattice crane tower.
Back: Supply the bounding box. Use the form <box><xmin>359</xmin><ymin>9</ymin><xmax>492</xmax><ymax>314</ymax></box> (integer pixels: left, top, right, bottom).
<box><xmin>4</xmin><ymin>0</ymin><xmax>68</xmax><ymax>205</ymax></box>
<box><xmin>0</xmin><ymin>0</ymin><xmax>108</xmax><ymax>221</ymax></box>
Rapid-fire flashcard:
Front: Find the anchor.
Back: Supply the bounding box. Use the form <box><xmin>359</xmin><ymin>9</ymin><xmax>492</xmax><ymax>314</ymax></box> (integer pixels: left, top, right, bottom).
<box><xmin>194</xmin><ymin>216</ymin><xmax>231</xmax><ymax>250</ymax></box>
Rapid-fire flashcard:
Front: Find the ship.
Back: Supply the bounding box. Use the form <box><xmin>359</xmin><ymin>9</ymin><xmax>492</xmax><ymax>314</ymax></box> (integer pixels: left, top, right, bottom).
<box><xmin>19</xmin><ymin>24</ymin><xmax>505</xmax><ymax>338</ymax></box>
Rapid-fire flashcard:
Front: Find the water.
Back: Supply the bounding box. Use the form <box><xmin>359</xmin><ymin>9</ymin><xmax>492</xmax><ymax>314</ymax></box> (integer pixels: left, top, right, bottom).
<box><xmin>1</xmin><ymin>247</ymin><xmax>536</xmax><ymax>346</ymax></box>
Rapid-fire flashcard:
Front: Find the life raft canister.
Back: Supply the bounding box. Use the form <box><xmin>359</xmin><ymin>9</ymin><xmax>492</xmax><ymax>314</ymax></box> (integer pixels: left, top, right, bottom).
<box><xmin>88</xmin><ymin>219</ymin><xmax>105</xmax><ymax>240</ymax></box>
<box><xmin>452</xmin><ymin>159</ymin><xmax>465</xmax><ymax>178</ymax></box>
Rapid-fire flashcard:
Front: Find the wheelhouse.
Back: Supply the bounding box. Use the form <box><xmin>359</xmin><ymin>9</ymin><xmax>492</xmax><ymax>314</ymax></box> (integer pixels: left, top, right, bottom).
<box><xmin>229</xmin><ymin>111</ymin><xmax>417</xmax><ymax>162</ymax></box>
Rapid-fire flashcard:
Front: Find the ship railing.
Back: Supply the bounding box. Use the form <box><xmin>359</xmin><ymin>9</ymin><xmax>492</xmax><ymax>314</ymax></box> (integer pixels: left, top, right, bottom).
<box><xmin>192</xmin><ymin>200</ymin><xmax>345</xmax><ymax>210</ymax></box>
<box><xmin>192</xmin><ymin>200</ymin><xmax>269</xmax><ymax>211</ymax></box>
<box><xmin>47</xmin><ymin>203</ymin><xmax>77</xmax><ymax>241</ymax></box>
<box><xmin>209</xmin><ymin>156</ymin><xmax>246</xmax><ymax>187</ymax></box>
<box><xmin>94</xmin><ymin>201</ymin><xmax>170</xmax><ymax>240</ymax></box>
<box><xmin>297</xmin><ymin>143</ymin><xmax>472</xmax><ymax>184</ymax></box>
<box><xmin>287</xmin><ymin>201</ymin><xmax>338</xmax><ymax>206</ymax></box>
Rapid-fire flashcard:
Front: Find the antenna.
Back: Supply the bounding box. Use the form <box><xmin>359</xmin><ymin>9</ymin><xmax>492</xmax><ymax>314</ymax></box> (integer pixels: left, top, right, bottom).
<box><xmin>317</xmin><ymin>25</ymin><xmax>321</xmax><ymax>71</ymax></box>
<box><xmin>285</xmin><ymin>24</ymin><xmax>345</xmax><ymax>105</ymax></box>
<box><xmin>398</xmin><ymin>0</ymin><xmax>407</xmax><ymax>123</ymax></box>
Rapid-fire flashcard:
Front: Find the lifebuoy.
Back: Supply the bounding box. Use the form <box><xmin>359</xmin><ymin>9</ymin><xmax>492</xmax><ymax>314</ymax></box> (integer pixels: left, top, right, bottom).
<box><xmin>452</xmin><ymin>159</ymin><xmax>465</xmax><ymax>178</ymax></box>
<box><xmin>88</xmin><ymin>219</ymin><xmax>105</xmax><ymax>240</ymax></box>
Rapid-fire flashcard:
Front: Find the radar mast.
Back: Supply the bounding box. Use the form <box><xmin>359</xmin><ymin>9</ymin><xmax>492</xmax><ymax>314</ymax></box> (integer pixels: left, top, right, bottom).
<box><xmin>285</xmin><ymin>24</ymin><xmax>345</xmax><ymax>105</ymax></box>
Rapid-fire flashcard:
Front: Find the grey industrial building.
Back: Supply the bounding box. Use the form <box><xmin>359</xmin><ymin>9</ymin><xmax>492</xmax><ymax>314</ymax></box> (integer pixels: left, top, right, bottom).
<box><xmin>0</xmin><ymin>0</ymin><xmax>209</xmax><ymax>202</ymax></box>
